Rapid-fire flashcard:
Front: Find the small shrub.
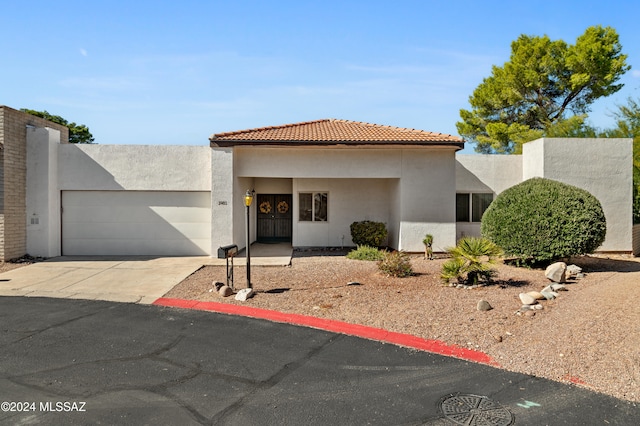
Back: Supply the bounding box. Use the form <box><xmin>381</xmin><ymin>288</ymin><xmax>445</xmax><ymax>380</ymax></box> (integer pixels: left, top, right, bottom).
<box><xmin>377</xmin><ymin>251</ymin><xmax>413</xmax><ymax>277</ymax></box>
<box><xmin>481</xmin><ymin>177</ymin><xmax>606</xmax><ymax>264</ymax></box>
<box><xmin>440</xmin><ymin>237</ymin><xmax>502</xmax><ymax>285</ymax></box>
<box><xmin>346</xmin><ymin>245</ymin><xmax>385</xmax><ymax>261</ymax></box>
<box><xmin>350</xmin><ymin>221</ymin><xmax>388</xmax><ymax>247</ymax></box>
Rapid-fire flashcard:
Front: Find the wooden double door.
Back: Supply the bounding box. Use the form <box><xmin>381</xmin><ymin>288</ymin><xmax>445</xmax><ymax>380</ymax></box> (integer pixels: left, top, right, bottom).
<box><xmin>256</xmin><ymin>194</ymin><xmax>292</xmax><ymax>243</ymax></box>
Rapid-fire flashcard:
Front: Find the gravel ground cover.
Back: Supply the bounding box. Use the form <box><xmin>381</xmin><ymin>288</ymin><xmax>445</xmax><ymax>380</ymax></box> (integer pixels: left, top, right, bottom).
<box><xmin>166</xmin><ymin>250</ymin><xmax>640</xmax><ymax>403</ymax></box>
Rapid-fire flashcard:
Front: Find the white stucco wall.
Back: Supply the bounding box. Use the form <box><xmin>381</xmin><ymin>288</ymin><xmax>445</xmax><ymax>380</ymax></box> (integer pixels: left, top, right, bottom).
<box><xmin>523</xmin><ymin>138</ymin><xmax>633</xmax><ymax>252</ymax></box>
<box><xmin>455</xmin><ymin>154</ymin><xmax>523</xmax><ymax>240</ymax></box>
<box><xmin>396</xmin><ymin>150</ymin><xmax>457</xmax><ymax>252</ymax></box>
<box><xmin>227</xmin><ymin>147</ymin><xmax>460</xmax><ymax>251</ymax></box>
<box><xmin>292</xmin><ymin>178</ymin><xmax>392</xmax><ymax>247</ymax></box>
<box><xmin>456</xmin><ymin>154</ymin><xmax>523</xmax><ymax>194</ymax></box>
<box><xmin>210</xmin><ymin>148</ymin><xmax>236</xmax><ymax>252</ymax></box>
<box><xmin>235</xmin><ymin>147</ymin><xmax>403</xmax><ymax>178</ymax></box>
<box><xmin>26</xmin><ymin>127</ymin><xmax>61</xmax><ymax>257</ymax></box>
<box><xmin>58</xmin><ymin>144</ymin><xmax>211</xmax><ymax>191</ymax></box>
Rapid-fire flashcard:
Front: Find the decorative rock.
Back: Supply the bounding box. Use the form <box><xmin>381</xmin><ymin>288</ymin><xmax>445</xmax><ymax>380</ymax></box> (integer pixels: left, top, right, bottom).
<box><xmin>493</xmin><ymin>335</ymin><xmax>503</xmax><ymax>343</ymax></box>
<box><xmin>566</xmin><ymin>264</ymin><xmax>582</xmax><ymax>277</ymax></box>
<box><xmin>545</xmin><ymin>262</ymin><xmax>567</xmax><ymax>283</ymax></box>
<box><xmin>347</xmin><ymin>281</ymin><xmax>361</xmax><ymax>286</ymax></box>
<box><xmin>477</xmin><ymin>300</ymin><xmax>493</xmax><ymax>311</ymax></box>
<box><xmin>527</xmin><ymin>291</ymin><xmax>545</xmax><ymax>300</ymax></box>
<box><xmin>575</xmin><ymin>273</ymin><xmax>585</xmax><ymax>279</ymax></box>
<box><xmin>213</xmin><ymin>281</ymin><xmax>224</xmax><ymax>291</ymax></box>
<box><xmin>234</xmin><ymin>288</ymin><xmax>255</xmax><ymax>301</ymax></box>
<box><xmin>218</xmin><ymin>285</ymin><xmax>233</xmax><ymax>297</ymax></box>
<box><xmin>550</xmin><ymin>283</ymin><xmax>568</xmax><ymax>291</ymax></box>
<box><xmin>519</xmin><ymin>292</ymin><xmax>537</xmax><ymax>305</ymax></box>
<box><xmin>524</xmin><ymin>310</ymin><xmax>536</xmax><ymax>317</ymax></box>
<box><xmin>533</xmin><ymin>304</ymin><xmax>544</xmax><ymax>310</ymax></box>
<box><xmin>540</xmin><ymin>291</ymin><xmax>557</xmax><ymax>300</ymax></box>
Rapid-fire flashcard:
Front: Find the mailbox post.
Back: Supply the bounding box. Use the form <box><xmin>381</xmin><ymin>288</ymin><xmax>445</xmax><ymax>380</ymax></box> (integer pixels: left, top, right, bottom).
<box><xmin>217</xmin><ymin>244</ymin><xmax>238</xmax><ymax>289</ymax></box>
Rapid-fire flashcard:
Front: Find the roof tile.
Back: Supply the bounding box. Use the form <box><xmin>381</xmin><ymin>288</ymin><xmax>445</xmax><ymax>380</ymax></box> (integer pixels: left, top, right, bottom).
<box><xmin>210</xmin><ymin>119</ymin><xmax>464</xmax><ymax>147</ymax></box>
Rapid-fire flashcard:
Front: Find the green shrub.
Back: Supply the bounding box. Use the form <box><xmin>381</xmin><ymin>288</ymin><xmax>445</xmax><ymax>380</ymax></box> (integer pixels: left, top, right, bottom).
<box><xmin>350</xmin><ymin>220</ymin><xmax>388</xmax><ymax>247</ymax></box>
<box><xmin>440</xmin><ymin>237</ymin><xmax>502</xmax><ymax>285</ymax></box>
<box><xmin>481</xmin><ymin>177</ymin><xmax>606</xmax><ymax>264</ymax></box>
<box><xmin>346</xmin><ymin>245</ymin><xmax>385</xmax><ymax>261</ymax></box>
<box><xmin>377</xmin><ymin>251</ymin><xmax>413</xmax><ymax>277</ymax></box>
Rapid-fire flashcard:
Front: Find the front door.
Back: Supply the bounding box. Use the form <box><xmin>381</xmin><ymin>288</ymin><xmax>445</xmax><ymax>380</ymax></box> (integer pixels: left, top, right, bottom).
<box><xmin>257</xmin><ymin>194</ymin><xmax>292</xmax><ymax>243</ymax></box>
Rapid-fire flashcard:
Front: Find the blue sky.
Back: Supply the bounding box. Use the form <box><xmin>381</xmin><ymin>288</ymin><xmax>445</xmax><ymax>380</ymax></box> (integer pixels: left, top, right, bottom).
<box><xmin>3</xmin><ymin>1</ymin><xmax>639</xmax><ymax>153</ymax></box>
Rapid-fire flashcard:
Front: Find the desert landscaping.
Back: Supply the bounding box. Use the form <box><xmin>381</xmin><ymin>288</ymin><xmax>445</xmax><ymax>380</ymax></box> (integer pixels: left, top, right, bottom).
<box><xmin>165</xmin><ymin>250</ymin><xmax>640</xmax><ymax>404</ymax></box>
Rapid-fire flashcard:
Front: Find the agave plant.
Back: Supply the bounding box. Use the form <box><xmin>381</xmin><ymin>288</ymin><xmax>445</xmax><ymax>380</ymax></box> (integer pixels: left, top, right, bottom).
<box><xmin>441</xmin><ymin>237</ymin><xmax>503</xmax><ymax>285</ymax></box>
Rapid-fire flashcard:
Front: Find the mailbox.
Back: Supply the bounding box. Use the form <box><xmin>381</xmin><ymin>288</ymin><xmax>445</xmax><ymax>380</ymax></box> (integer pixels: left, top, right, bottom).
<box><xmin>217</xmin><ymin>244</ymin><xmax>238</xmax><ymax>289</ymax></box>
<box><xmin>218</xmin><ymin>244</ymin><xmax>238</xmax><ymax>259</ymax></box>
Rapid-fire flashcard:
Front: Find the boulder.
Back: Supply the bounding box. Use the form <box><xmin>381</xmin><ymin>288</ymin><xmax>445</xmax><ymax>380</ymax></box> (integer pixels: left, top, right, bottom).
<box><xmin>218</xmin><ymin>285</ymin><xmax>233</xmax><ymax>297</ymax></box>
<box><xmin>527</xmin><ymin>291</ymin><xmax>545</xmax><ymax>300</ymax></box>
<box><xmin>540</xmin><ymin>291</ymin><xmax>557</xmax><ymax>300</ymax></box>
<box><xmin>519</xmin><ymin>292</ymin><xmax>537</xmax><ymax>305</ymax></box>
<box><xmin>545</xmin><ymin>262</ymin><xmax>567</xmax><ymax>283</ymax></box>
<box><xmin>235</xmin><ymin>288</ymin><xmax>255</xmax><ymax>301</ymax></box>
<box><xmin>477</xmin><ymin>300</ymin><xmax>493</xmax><ymax>311</ymax></box>
<box><xmin>566</xmin><ymin>264</ymin><xmax>582</xmax><ymax>278</ymax></box>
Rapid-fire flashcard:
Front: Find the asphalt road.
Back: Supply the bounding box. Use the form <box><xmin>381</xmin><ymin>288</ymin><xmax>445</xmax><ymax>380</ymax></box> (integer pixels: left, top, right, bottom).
<box><xmin>0</xmin><ymin>297</ymin><xmax>637</xmax><ymax>425</ymax></box>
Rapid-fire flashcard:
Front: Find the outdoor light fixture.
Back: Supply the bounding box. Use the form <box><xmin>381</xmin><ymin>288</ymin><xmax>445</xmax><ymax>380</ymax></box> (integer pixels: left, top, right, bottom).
<box><xmin>244</xmin><ymin>190</ymin><xmax>254</xmax><ymax>207</ymax></box>
<box><xmin>244</xmin><ymin>189</ymin><xmax>255</xmax><ymax>289</ymax></box>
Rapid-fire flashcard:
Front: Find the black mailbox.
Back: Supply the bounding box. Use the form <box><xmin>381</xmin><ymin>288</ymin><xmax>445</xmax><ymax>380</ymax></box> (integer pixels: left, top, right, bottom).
<box><xmin>218</xmin><ymin>244</ymin><xmax>238</xmax><ymax>259</ymax></box>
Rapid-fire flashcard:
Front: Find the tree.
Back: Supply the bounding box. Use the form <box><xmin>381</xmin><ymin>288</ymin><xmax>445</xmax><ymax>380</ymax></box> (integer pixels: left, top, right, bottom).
<box><xmin>481</xmin><ymin>178</ymin><xmax>606</xmax><ymax>265</ymax></box>
<box><xmin>599</xmin><ymin>97</ymin><xmax>640</xmax><ymax>223</ymax></box>
<box><xmin>21</xmin><ymin>109</ymin><xmax>95</xmax><ymax>144</ymax></box>
<box><xmin>457</xmin><ymin>26</ymin><xmax>629</xmax><ymax>154</ymax></box>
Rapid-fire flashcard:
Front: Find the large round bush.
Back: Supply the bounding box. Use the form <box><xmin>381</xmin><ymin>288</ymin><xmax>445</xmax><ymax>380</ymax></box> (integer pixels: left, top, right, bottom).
<box><xmin>481</xmin><ymin>178</ymin><xmax>606</xmax><ymax>264</ymax></box>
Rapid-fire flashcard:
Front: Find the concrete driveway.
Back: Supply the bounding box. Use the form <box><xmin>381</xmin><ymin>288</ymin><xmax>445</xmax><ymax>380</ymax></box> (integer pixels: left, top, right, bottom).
<box><xmin>0</xmin><ymin>244</ymin><xmax>293</xmax><ymax>304</ymax></box>
<box><xmin>0</xmin><ymin>256</ymin><xmax>209</xmax><ymax>304</ymax></box>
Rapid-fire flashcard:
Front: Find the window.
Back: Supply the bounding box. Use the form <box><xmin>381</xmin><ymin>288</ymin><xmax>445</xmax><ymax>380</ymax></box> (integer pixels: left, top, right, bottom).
<box><xmin>456</xmin><ymin>193</ymin><xmax>493</xmax><ymax>222</ymax></box>
<box><xmin>299</xmin><ymin>192</ymin><xmax>328</xmax><ymax>221</ymax></box>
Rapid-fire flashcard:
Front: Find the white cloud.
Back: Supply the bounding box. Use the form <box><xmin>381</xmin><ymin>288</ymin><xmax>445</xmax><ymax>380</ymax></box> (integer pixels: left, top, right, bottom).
<box><xmin>80</xmin><ymin>48</ymin><xmax>88</xmax><ymax>57</ymax></box>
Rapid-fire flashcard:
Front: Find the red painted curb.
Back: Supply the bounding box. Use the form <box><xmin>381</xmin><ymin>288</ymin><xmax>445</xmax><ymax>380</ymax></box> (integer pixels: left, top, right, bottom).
<box><xmin>153</xmin><ymin>297</ymin><xmax>499</xmax><ymax>366</ymax></box>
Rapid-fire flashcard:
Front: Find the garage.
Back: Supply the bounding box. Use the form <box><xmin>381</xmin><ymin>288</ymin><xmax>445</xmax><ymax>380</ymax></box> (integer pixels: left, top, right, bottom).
<box><xmin>61</xmin><ymin>191</ymin><xmax>211</xmax><ymax>256</ymax></box>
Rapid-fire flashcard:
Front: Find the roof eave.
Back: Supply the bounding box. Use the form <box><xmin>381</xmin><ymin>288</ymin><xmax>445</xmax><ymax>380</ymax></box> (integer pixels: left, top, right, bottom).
<box><xmin>210</xmin><ymin>139</ymin><xmax>465</xmax><ymax>150</ymax></box>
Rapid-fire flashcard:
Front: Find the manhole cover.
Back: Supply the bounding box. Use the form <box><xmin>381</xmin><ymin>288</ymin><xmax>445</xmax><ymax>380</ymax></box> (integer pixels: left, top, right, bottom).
<box><xmin>439</xmin><ymin>393</ymin><xmax>514</xmax><ymax>425</ymax></box>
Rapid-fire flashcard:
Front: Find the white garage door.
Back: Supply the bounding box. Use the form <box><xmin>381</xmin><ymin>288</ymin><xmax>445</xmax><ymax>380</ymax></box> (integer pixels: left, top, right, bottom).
<box><xmin>62</xmin><ymin>191</ymin><xmax>211</xmax><ymax>256</ymax></box>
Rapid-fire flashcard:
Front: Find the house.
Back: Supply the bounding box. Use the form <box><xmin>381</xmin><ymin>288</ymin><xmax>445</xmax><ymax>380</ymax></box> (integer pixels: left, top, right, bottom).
<box><xmin>0</xmin><ymin>105</ymin><xmax>634</xmax><ymax>260</ymax></box>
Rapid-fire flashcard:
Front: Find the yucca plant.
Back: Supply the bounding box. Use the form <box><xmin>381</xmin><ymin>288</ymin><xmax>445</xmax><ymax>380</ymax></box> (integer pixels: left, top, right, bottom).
<box><xmin>441</xmin><ymin>237</ymin><xmax>503</xmax><ymax>285</ymax></box>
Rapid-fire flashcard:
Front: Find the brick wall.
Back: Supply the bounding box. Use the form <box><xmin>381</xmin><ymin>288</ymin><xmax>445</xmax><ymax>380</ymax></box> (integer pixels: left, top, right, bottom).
<box><xmin>0</xmin><ymin>106</ymin><xmax>68</xmax><ymax>260</ymax></box>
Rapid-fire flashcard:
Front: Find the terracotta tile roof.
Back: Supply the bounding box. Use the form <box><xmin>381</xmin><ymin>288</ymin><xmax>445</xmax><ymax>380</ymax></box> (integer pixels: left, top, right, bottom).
<box><xmin>210</xmin><ymin>119</ymin><xmax>464</xmax><ymax>148</ymax></box>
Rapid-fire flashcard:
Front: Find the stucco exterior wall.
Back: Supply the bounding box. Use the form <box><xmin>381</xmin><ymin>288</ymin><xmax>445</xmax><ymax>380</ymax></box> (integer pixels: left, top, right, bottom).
<box><xmin>228</xmin><ymin>147</ymin><xmax>460</xmax><ymax>251</ymax></box>
<box><xmin>456</xmin><ymin>154</ymin><xmax>523</xmax><ymax>194</ymax></box>
<box><xmin>59</xmin><ymin>144</ymin><xmax>211</xmax><ymax>191</ymax></box>
<box><xmin>235</xmin><ymin>147</ymin><xmax>403</xmax><ymax>178</ymax></box>
<box><xmin>26</xmin><ymin>127</ymin><xmax>61</xmax><ymax>257</ymax></box>
<box><xmin>211</xmin><ymin>148</ymin><xmax>235</xmax><ymax>252</ymax></box>
<box><xmin>523</xmin><ymin>138</ymin><xmax>633</xmax><ymax>252</ymax></box>
<box><xmin>455</xmin><ymin>154</ymin><xmax>523</xmax><ymax>240</ymax></box>
<box><xmin>292</xmin><ymin>178</ymin><xmax>392</xmax><ymax>247</ymax></box>
<box><xmin>0</xmin><ymin>106</ymin><xmax>68</xmax><ymax>260</ymax></box>
<box><xmin>397</xmin><ymin>150</ymin><xmax>457</xmax><ymax>252</ymax></box>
